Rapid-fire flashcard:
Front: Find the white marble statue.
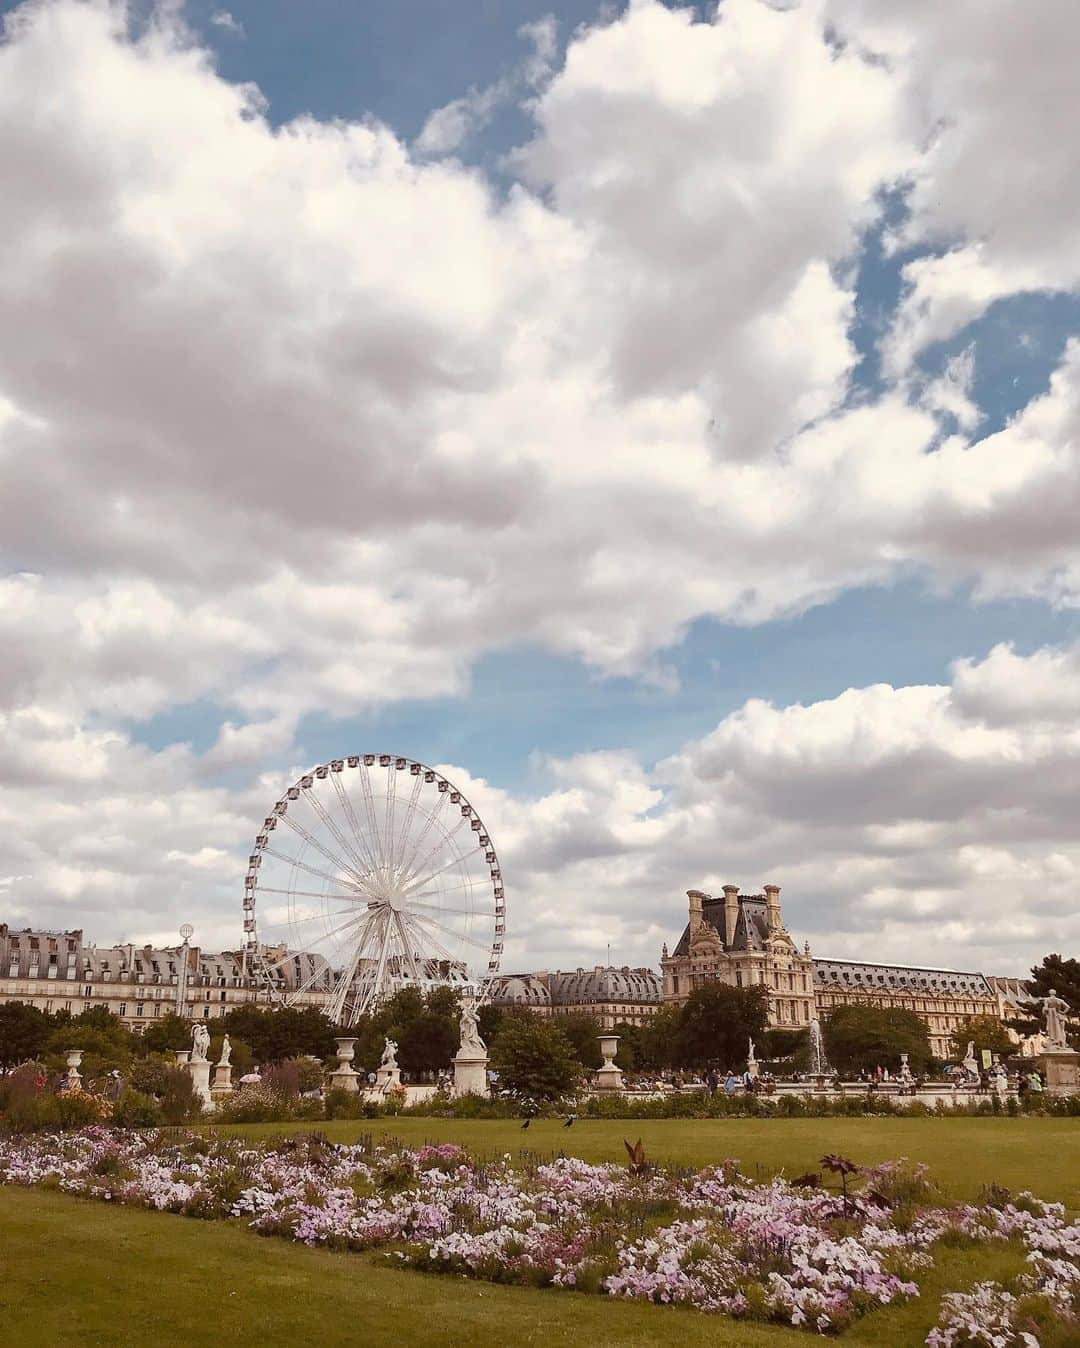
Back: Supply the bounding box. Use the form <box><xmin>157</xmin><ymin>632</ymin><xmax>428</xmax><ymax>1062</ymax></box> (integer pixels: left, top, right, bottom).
<box><xmin>458</xmin><ymin>996</ymin><xmax>486</xmax><ymax>1055</ymax></box>
<box><xmin>219</xmin><ymin>1034</ymin><xmax>232</xmax><ymax>1067</ymax></box>
<box><xmin>747</xmin><ymin>1036</ymin><xmax>756</xmax><ymax>1065</ymax></box>
<box><xmin>191</xmin><ymin>1021</ymin><xmax>211</xmax><ymax>1063</ymax></box>
<box><xmin>380</xmin><ymin>1037</ymin><xmax>399</xmax><ymax>1071</ymax></box>
<box><xmin>1022</xmin><ymin>988</ymin><xmax>1071</xmax><ymax>1049</ymax></box>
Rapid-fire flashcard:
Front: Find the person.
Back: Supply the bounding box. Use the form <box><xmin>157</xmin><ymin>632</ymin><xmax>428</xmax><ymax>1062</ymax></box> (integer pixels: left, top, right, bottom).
<box><xmin>706</xmin><ymin>1067</ymin><xmax>719</xmax><ymax>1095</ymax></box>
<box><xmin>723</xmin><ymin>1071</ymin><xmax>739</xmax><ymax>1096</ymax></box>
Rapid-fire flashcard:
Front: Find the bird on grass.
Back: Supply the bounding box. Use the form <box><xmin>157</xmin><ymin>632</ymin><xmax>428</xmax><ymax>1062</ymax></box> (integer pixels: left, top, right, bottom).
<box><xmin>520</xmin><ymin>1118</ymin><xmax>531</xmax><ymax>1130</ymax></box>
<box><xmin>563</xmin><ymin>1114</ymin><xmax>577</xmax><ymax>1129</ymax></box>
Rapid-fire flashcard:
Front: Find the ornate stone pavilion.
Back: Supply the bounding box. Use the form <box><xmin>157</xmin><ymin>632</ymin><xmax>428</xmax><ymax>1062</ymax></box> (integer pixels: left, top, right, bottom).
<box><xmin>660</xmin><ymin>886</ymin><xmax>816</xmax><ymax>1028</ymax></box>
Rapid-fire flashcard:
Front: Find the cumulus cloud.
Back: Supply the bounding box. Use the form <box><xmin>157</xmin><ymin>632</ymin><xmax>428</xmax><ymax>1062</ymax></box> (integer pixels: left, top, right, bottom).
<box><xmin>2</xmin><ymin>1</ymin><xmax>1080</xmax><ymax>973</ymax></box>
<box><xmin>825</xmin><ymin>0</ymin><xmax>1080</xmax><ymax>369</ymax></box>
<box><xmin>9</xmin><ymin>645</ymin><xmax>1080</xmax><ymax>976</ymax></box>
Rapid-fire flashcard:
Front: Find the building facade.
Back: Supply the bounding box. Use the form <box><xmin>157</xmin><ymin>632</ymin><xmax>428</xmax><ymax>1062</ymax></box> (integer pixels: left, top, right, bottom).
<box><xmin>661</xmin><ymin>886</ymin><xmax>816</xmax><ymax>1028</ymax></box>
<box><xmin>0</xmin><ymin>925</ymin><xmax>331</xmax><ymax>1031</ymax></box>
<box><xmin>491</xmin><ymin>965</ymin><xmax>662</xmax><ymax>1029</ymax></box>
<box><xmin>812</xmin><ymin>958</ymin><xmax>1006</xmax><ymax>1060</ymax></box>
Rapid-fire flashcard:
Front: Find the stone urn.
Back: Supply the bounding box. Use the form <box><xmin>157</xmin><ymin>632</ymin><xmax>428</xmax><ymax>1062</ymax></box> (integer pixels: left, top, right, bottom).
<box><xmin>64</xmin><ymin>1048</ymin><xmax>84</xmax><ymax>1090</ymax></box>
<box><xmin>329</xmin><ymin>1037</ymin><xmax>360</xmax><ymax>1094</ymax></box>
<box><xmin>595</xmin><ymin>1035</ymin><xmax>624</xmax><ymax>1092</ymax></box>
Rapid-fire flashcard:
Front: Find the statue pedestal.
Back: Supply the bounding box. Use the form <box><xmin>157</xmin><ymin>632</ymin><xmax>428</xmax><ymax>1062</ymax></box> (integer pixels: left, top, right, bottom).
<box><xmin>212</xmin><ymin>1063</ymin><xmax>233</xmax><ymax>1097</ymax></box>
<box><xmin>187</xmin><ymin>1058</ymin><xmax>213</xmax><ymax>1111</ymax></box>
<box><xmin>452</xmin><ymin>1051</ymin><xmax>489</xmax><ymax>1099</ymax></box>
<box><xmin>329</xmin><ymin>1066</ymin><xmax>360</xmax><ymax>1094</ymax></box>
<box><xmin>376</xmin><ymin>1064</ymin><xmax>402</xmax><ymax>1093</ymax></box>
<box><xmin>1039</xmin><ymin>1048</ymin><xmax>1080</xmax><ymax>1096</ymax></box>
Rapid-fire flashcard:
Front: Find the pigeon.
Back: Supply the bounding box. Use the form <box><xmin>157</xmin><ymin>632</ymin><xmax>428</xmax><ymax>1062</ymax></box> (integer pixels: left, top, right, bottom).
<box><xmin>520</xmin><ymin>1118</ymin><xmax>531</xmax><ymax>1130</ymax></box>
<box><xmin>563</xmin><ymin>1114</ymin><xmax>577</xmax><ymax>1129</ymax></box>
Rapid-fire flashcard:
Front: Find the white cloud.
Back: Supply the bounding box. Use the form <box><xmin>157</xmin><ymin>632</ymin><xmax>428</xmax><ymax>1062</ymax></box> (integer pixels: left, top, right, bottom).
<box><xmin>9</xmin><ymin>644</ymin><xmax>1080</xmax><ymax>976</ymax></box>
<box><xmin>2</xmin><ymin>1</ymin><xmax>1080</xmax><ymax>971</ymax></box>
<box><xmin>826</xmin><ymin>0</ymin><xmax>1080</xmax><ymax>368</ymax></box>
<box><xmin>209</xmin><ymin>10</ymin><xmax>243</xmax><ymax>37</ymax></box>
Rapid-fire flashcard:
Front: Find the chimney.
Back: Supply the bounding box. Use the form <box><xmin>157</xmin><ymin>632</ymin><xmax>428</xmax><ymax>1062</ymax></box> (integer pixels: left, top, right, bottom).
<box><xmin>764</xmin><ymin>884</ymin><xmax>782</xmax><ymax>935</ymax></box>
<box><xmin>687</xmin><ymin>889</ymin><xmax>706</xmax><ymax>939</ymax></box>
<box><xmin>723</xmin><ymin>885</ymin><xmax>739</xmax><ymax>948</ymax></box>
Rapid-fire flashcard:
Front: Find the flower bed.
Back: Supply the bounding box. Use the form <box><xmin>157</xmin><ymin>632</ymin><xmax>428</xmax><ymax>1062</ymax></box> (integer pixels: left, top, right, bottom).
<box><xmin>0</xmin><ymin>1129</ymin><xmax>1076</xmax><ymax>1340</ymax></box>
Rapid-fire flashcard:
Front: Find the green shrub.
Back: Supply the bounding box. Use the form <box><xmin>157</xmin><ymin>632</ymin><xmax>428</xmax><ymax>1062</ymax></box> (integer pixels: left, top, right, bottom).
<box><xmin>112</xmin><ymin>1089</ymin><xmax>164</xmax><ymax>1129</ymax></box>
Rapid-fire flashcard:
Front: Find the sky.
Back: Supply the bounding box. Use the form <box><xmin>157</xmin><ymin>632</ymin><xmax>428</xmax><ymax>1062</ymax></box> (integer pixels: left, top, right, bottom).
<box><xmin>2</xmin><ymin>0</ymin><xmax>1080</xmax><ymax>980</ymax></box>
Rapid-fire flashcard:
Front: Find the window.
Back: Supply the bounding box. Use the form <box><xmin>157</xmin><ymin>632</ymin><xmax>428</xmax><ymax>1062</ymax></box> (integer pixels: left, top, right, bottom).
<box><xmin>83</xmin><ymin>984</ymin><xmax>92</xmax><ymax>998</ymax></box>
<box><xmin>118</xmin><ymin>1002</ymin><xmax>127</xmax><ymax>1017</ymax></box>
<box><xmin>136</xmin><ymin>1003</ymin><xmax>144</xmax><ymax>1017</ymax></box>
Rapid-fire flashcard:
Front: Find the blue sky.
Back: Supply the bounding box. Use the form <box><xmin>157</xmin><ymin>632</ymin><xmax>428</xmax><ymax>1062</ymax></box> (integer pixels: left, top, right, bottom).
<box><xmin>2</xmin><ymin>0</ymin><xmax>1080</xmax><ymax>978</ymax></box>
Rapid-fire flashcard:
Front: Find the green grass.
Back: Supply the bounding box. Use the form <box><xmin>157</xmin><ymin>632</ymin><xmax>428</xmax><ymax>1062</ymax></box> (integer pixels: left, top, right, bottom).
<box><xmin>209</xmin><ymin>1115</ymin><xmax>1080</xmax><ymax>1205</ymax></box>
<box><xmin>0</xmin><ymin>1187</ymin><xmax>1028</xmax><ymax>1348</ymax></box>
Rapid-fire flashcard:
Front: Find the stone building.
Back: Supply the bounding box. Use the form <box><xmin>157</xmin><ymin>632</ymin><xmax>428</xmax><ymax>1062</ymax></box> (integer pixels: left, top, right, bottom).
<box><xmin>660</xmin><ymin>886</ymin><xmax>816</xmax><ymax>1028</ymax></box>
<box><xmin>0</xmin><ymin>924</ymin><xmax>332</xmax><ymax>1030</ymax></box>
<box><xmin>812</xmin><ymin>958</ymin><xmax>1005</xmax><ymax>1060</ymax></box>
<box><xmin>491</xmin><ymin>965</ymin><xmax>662</xmax><ymax>1029</ymax></box>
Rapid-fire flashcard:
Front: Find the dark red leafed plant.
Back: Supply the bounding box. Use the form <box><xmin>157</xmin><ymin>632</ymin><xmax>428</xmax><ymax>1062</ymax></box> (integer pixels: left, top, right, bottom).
<box><xmin>820</xmin><ymin>1153</ymin><xmax>860</xmax><ymax>1215</ymax></box>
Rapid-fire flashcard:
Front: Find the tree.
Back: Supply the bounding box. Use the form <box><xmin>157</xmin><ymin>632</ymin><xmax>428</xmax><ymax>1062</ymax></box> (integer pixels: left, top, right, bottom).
<box><xmin>823</xmin><ymin>1004</ymin><xmax>932</xmax><ymax>1075</ymax></box>
<box><xmin>673</xmin><ymin>984</ymin><xmax>769</xmax><ymax>1070</ymax></box>
<box><xmin>611</xmin><ymin>1022</ymin><xmax>643</xmax><ymax>1071</ymax></box>
<box><xmin>762</xmin><ymin>1027</ymin><xmax>809</xmax><ymax>1062</ymax></box>
<box><xmin>489</xmin><ymin>1015</ymin><xmax>580</xmax><ymax>1101</ymax></box>
<box><xmin>0</xmin><ymin>1002</ymin><xmax>52</xmax><ymax>1068</ymax></box>
<box><xmin>553</xmin><ymin>1012</ymin><xmax>603</xmax><ymax>1069</ymax></box>
<box><xmin>219</xmin><ymin>1005</ymin><xmax>337</xmax><ymax>1063</ymax></box>
<box><xmin>637</xmin><ymin>1004</ymin><xmax>682</xmax><ymax>1070</ymax></box>
<box><xmin>1029</xmin><ymin>955</ymin><xmax>1080</xmax><ymax>1014</ymax></box>
<box><xmin>949</xmin><ymin>1015</ymin><xmax>1015</xmax><ymax>1062</ymax></box>
<box><xmin>140</xmin><ymin>1013</ymin><xmax>193</xmax><ymax>1056</ymax></box>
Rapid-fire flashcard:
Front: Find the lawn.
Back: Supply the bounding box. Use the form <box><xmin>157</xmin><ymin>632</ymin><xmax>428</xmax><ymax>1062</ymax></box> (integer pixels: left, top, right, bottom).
<box><xmin>209</xmin><ymin>1115</ymin><xmax>1080</xmax><ymax>1205</ymax></box>
<box><xmin>3</xmin><ymin>1116</ymin><xmax>1073</xmax><ymax>1347</ymax></box>
<box><xmin>0</xmin><ymin>1187</ymin><xmax>1029</xmax><ymax>1348</ymax></box>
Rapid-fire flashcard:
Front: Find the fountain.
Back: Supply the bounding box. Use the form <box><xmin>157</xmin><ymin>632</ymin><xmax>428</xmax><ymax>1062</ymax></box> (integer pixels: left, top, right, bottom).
<box><xmin>807</xmin><ymin>1019</ymin><xmax>833</xmax><ymax>1092</ymax></box>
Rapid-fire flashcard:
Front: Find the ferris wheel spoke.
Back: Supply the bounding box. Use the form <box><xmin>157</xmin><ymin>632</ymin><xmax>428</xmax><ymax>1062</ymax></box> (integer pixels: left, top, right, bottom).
<box><xmin>392</xmin><ymin>908</ymin><xmax>422</xmax><ymax>983</ymax></box>
<box><xmin>328</xmin><ymin>919</ymin><xmax>376</xmax><ymax>1025</ymax></box>
<box><xmin>301</xmin><ymin>784</ymin><xmax>373</xmax><ymax>883</ymax></box>
<box><xmin>329</xmin><ymin>768</ymin><xmax>380</xmax><ymax>876</ymax></box>
<box><xmin>261</xmin><ymin>847</ymin><xmax>363</xmax><ymax>892</ymax></box>
<box><xmin>403</xmin><ymin>843</ymin><xmax>485</xmax><ymax>896</ymax></box>
<box><xmin>407</xmin><ymin>900</ymin><xmax>480</xmax><ymax>918</ymax></box>
<box><xmin>383</xmin><ymin>759</ymin><xmax>398</xmax><ymax>875</ymax></box>
<box><xmin>255</xmin><ymin>886</ymin><xmax>372</xmax><ymax>905</ymax></box>
<box><xmin>404</xmin><ymin>875</ymin><xmax>481</xmax><ymax>900</ymax></box>
<box><xmin>273</xmin><ymin>814</ymin><xmax>365</xmax><ymax>887</ymax></box>
<box><xmin>358</xmin><ymin>763</ymin><xmax>387</xmax><ymax>871</ymax></box>
<box><xmin>399</xmin><ymin>911</ymin><xmax>460</xmax><ymax>967</ymax></box>
<box><xmin>395</xmin><ymin>786</ymin><xmax>452</xmax><ymax>884</ymax></box>
<box><xmin>389</xmin><ymin>771</ymin><xmax>423</xmax><ymax>876</ymax></box>
<box><xmin>407</xmin><ymin>907</ymin><xmax>494</xmax><ymax>955</ymax></box>
<box><xmin>400</xmin><ymin>813</ymin><xmax>470</xmax><ymax>891</ymax></box>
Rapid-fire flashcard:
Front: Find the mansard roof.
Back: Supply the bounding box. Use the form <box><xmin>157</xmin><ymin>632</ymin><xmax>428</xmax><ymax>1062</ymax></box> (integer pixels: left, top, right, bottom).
<box><xmin>671</xmin><ymin>893</ymin><xmax>770</xmax><ymax>957</ymax></box>
<box><xmin>549</xmin><ymin>966</ymin><xmax>661</xmax><ymax>1004</ymax></box>
<box><xmin>490</xmin><ymin>973</ymin><xmax>552</xmax><ymax>1007</ymax></box>
<box><xmin>813</xmin><ymin>957</ymin><xmax>994</xmax><ymax>998</ymax></box>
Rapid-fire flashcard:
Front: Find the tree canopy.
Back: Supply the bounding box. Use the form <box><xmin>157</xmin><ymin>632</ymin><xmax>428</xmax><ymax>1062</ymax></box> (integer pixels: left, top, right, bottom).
<box><xmin>671</xmin><ymin>983</ymin><xmax>769</xmax><ymax>1070</ymax></box>
<box><xmin>0</xmin><ymin>1002</ymin><xmax>51</xmax><ymax>1068</ymax></box>
<box><xmin>949</xmin><ymin>1014</ymin><xmax>1015</xmax><ymax>1062</ymax></box>
<box><xmin>489</xmin><ymin>1014</ymin><xmax>580</xmax><ymax>1101</ymax></box>
<box><xmin>823</xmin><ymin>1004</ymin><xmax>932</xmax><ymax>1075</ymax></box>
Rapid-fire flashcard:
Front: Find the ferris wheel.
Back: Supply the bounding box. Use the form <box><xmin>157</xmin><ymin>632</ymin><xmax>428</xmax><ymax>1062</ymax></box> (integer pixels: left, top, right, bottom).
<box><xmin>242</xmin><ymin>755</ymin><xmax>506</xmax><ymax>1025</ymax></box>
